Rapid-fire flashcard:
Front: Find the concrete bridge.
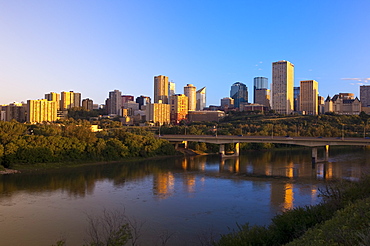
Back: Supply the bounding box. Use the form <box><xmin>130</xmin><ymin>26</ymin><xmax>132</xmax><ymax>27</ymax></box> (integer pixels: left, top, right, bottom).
<box><xmin>158</xmin><ymin>135</ymin><xmax>370</xmax><ymax>163</ymax></box>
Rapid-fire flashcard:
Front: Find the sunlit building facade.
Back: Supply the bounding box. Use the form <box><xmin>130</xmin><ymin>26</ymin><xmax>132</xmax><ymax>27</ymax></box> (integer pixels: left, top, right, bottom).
<box><xmin>148</xmin><ymin>102</ymin><xmax>170</xmax><ymax>125</ymax></box>
<box><xmin>170</xmin><ymin>94</ymin><xmax>189</xmax><ymax>124</ymax></box>
<box><xmin>154</xmin><ymin>75</ymin><xmax>169</xmax><ymax>104</ymax></box>
<box><xmin>45</xmin><ymin>92</ymin><xmax>60</xmax><ymax>110</ymax></box>
<box><xmin>272</xmin><ymin>60</ymin><xmax>294</xmax><ymax>114</ymax></box>
<box><xmin>27</xmin><ymin>99</ymin><xmax>57</xmax><ymax>123</ymax></box>
<box><xmin>184</xmin><ymin>84</ymin><xmax>197</xmax><ymax>111</ymax></box>
<box><xmin>60</xmin><ymin>91</ymin><xmax>81</xmax><ymax>110</ymax></box>
<box><xmin>300</xmin><ymin>80</ymin><xmax>318</xmax><ymax>115</ymax></box>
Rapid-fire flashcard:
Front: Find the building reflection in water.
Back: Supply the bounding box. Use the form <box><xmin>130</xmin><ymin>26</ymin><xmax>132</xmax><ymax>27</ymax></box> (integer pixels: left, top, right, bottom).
<box><xmin>153</xmin><ymin>172</ymin><xmax>175</xmax><ymax>199</ymax></box>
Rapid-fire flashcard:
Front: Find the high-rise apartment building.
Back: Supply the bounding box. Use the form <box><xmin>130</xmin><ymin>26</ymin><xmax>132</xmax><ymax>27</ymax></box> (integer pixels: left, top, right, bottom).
<box><xmin>300</xmin><ymin>80</ymin><xmax>318</xmax><ymax>115</ymax></box>
<box><xmin>3</xmin><ymin>102</ymin><xmax>27</xmax><ymax>122</ymax></box>
<box><xmin>230</xmin><ymin>82</ymin><xmax>248</xmax><ymax>109</ymax></box>
<box><xmin>253</xmin><ymin>77</ymin><xmax>268</xmax><ymax>103</ymax></box>
<box><xmin>148</xmin><ymin>103</ymin><xmax>170</xmax><ymax>125</ymax></box>
<box><xmin>154</xmin><ymin>75</ymin><xmax>169</xmax><ymax>104</ymax></box>
<box><xmin>168</xmin><ymin>81</ymin><xmax>176</xmax><ymax>97</ymax></box>
<box><xmin>60</xmin><ymin>91</ymin><xmax>81</xmax><ymax>110</ymax></box>
<box><xmin>170</xmin><ymin>94</ymin><xmax>189</xmax><ymax>124</ymax></box>
<box><xmin>196</xmin><ymin>87</ymin><xmax>206</xmax><ymax>111</ymax></box>
<box><xmin>360</xmin><ymin>85</ymin><xmax>370</xmax><ymax>108</ymax></box>
<box><xmin>108</xmin><ymin>89</ymin><xmax>122</xmax><ymax>115</ymax></box>
<box><xmin>272</xmin><ymin>60</ymin><xmax>294</xmax><ymax>114</ymax></box>
<box><xmin>27</xmin><ymin>99</ymin><xmax>57</xmax><ymax>123</ymax></box>
<box><xmin>82</xmin><ymin>98</ymin><xmax>94</xmax><ymax>111</ymax></box>
<box><xmin>45</xmin><ymin>92</ymin><xmax>60</xmax><ymax>110</ymax></box>
<box><xmin>184</xmin><ymin>84</ymin><xmax>196</xmax><ymax>111</ymax></box>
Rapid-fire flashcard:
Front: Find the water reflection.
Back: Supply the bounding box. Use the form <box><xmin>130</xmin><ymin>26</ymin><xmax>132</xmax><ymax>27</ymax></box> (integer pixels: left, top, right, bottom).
<box><xmin>0</xmin><ymin>147</ymin><xmax>370</xmax><ymax>245</ymax></box>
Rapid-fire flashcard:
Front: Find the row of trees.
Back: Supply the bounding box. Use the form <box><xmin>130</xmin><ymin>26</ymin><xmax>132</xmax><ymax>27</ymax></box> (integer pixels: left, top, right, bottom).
<box><xmin>0</xmin><ymin>120</ymin><xmax>177</xmax><ymax>167</ymax></box>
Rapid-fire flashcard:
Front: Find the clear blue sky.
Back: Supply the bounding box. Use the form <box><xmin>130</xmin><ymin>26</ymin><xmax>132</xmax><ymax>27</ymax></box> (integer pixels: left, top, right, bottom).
<box><xmin>1</xmin><ymin>0</ymin><xmax>369</xmax><ymax>106</ymax></box>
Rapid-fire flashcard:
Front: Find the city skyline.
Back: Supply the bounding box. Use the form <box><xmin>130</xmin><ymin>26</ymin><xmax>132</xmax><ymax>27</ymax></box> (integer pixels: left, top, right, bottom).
<box><xmin>1</xmin><ymin>1</ymin><xmax>369</xmax><ymax>105</ymax></box>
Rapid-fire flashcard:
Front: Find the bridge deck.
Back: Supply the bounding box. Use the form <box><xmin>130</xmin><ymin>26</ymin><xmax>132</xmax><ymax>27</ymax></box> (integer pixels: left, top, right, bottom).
<box><xmin>158</xmin><ymin>135</ymin><xmax>370</xmax><ymax>147</ymax></box>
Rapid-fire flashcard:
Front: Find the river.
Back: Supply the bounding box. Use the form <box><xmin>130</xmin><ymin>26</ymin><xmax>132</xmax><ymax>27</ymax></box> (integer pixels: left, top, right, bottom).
<box><xmin>1</xmin><ymin>146</ymin><xmax>370</xmax><ymax>246</ymax></box>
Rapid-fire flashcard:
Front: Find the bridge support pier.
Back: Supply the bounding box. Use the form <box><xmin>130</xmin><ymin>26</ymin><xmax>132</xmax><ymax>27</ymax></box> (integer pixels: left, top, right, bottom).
<box><xmin>219</xmin><ymin>144</ymin><xmax>225</xmax><ymax>156</ymax></box>
<box><xmin>183</xmin><ymin>141</ymin><xmax>188</xmax><ymax>149</ymax></box>
<box><xmin>325</xmin><ymin>145</ymin><xmax>329</xmax><ymax>161</ymax></box>
<box><xmin>312</xmin><ymin>147</ymin><xmax>318</xmax><ymax>165</ymax></box>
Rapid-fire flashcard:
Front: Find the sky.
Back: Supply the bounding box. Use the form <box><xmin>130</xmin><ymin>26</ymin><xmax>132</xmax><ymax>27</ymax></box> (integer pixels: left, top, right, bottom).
<box><xmin>1</xmin><ymin>0</ymin><xmax>369</xmax><ymax>106</ymax></box>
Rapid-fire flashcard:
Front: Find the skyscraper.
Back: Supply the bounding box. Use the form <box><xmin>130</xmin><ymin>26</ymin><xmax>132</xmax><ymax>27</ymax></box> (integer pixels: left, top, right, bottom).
<box><xmin>184</xmin><ymin>84</ymin><xmax>196</xmax><ymax>111</ymax></box>
<box><xmin>168</xmin><ymin>81</ymin><xmax>176</xmax><ymax>97</ymax></box>
<box><xmin>300</xmin><ymin>80</ymin><xmax>318</xmax><ymax>115</ymax></box>
<box><xmin>154</xmin><ymin>75</ymin><xmax>169</xmax><ymax>104</ymax></box>
<box><xmin>196</xmin><ymin>87</ymin><xmax>206</xmax><ymax>110</ymax></box>
<box><xmin>108</xmin><ymin>89</ymin><xmax>122</xmax><ymax>115</ymax></box>
<box><xmin>272</xmin><ymin>60</ymin><xmax>294</xmax><ymax>114</ymax></box>
<box><xmin>294</xmin><ymin>87</ymin><xmax>300</xmax><ymax>112</ymax></box>
<box><xmin>253</xmin><ymin>77</ymin><xmax>268</xmax><ymax>103</ymax></box>
<box><xmin>230</xmin><ymin>82</ymin><xmax>248</xmax><ymax>109</ymax></box>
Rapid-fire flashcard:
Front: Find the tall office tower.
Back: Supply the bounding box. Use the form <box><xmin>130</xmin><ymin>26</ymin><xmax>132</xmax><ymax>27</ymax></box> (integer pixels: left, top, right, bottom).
<box><xmin>184</xmin><ymin>84</ymin><xmax>197</xmax><ymax>111</ymax></box>
<box><xmin>253</xmin><ymin>77</ymin><xmax>268</xmax><ymax>103</ymax></box>
<box><xmin>154</xmin><ymin>75</ymin><xmax>169</xmax><ymax>104</ymax></box>
<box><xmin>272</xmin><ymin>60</ymin><xmax>294</xmax><ymax>114</ymax></box>
<box><xmin>196</xmin><ymin>87</ymin><xmax>206</xmax><ymax>110</ymax></box>
<box><xmin>168</xmin><ymin>81</ymin><xmax>176</xmax><ymax>97</ymax></box>
<box><xmin>82</xmin><ymin>98</ymin><xmax>94</xmax><ymax>111</ymax></box>
<box><xmin>60</xmin><ymin>91</ymin><xmax>81</xmax><ymax>110</ymax></box>
<box><xmin>45</xmin><ymin>92</ymin><xmax>60</xmax><ymax>110</ymax></box>
<box><xmin>230</xmin><ymin>82</ymin><xmax>248</xmax><ymax>109</ymax></box>
<box><xmin>27</xmin><ymin>99</ymin><xmax>57</xmax><ymax>123</ymax></box>
<box><xmin>254</xmin><ymin>89</ymin><xmax>270</xmax><ymax>108</ymax></box>
<box><xmin>300</xmin><ymin>80</ymin><xmax>318</xmax><ymax>115</ymax></box>
<box><xmin>136</xmin><ymin>96</ymin><xmax>151</xmax><ymax>110</ymax></box>
<box><xmin>170</xmin><ymin>94</ymin><xmax>189</xmax><ymax>124</ymax></box>
<box><xmin>294</xmin><ymin>87</ymin><xmax>300</xmax><ymax>112</ymax></box>
<box><xmin>108</xmin><ymin>89</ymin><xmax>122</xmax><ymax>115</ymax></box>
<box><xmin>360</xmin><ymin>85</ymin><xmax>370</xmax><ymax>107</ymax></box>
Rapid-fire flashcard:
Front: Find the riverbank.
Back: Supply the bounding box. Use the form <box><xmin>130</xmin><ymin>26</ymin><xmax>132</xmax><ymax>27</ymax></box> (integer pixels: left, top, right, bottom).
<box><xmin>2</xmin><ymin>149</ymin><xmax>201</xmax><ymax>174</ymax></box>
<box><xmin>216</xmin><ymin>174</ymin><xmax>370</xmax><ymax>245</ymax></box>
<box><xmin>0</xmin><ymin>168</ymin><xmax>21</xmax><ymax>175</ymax></box>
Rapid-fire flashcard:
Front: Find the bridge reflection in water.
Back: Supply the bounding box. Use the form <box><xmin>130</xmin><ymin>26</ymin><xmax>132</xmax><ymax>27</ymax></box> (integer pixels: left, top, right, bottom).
<box><xmin>160</xmin><ymin>134</ymin><xmax>370</xmax><ymax>164</ymax></box>
<box><xmin>151</xmin><ymin>149</ymin><xmax>361</xmax><ymax>210</ymax></box>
